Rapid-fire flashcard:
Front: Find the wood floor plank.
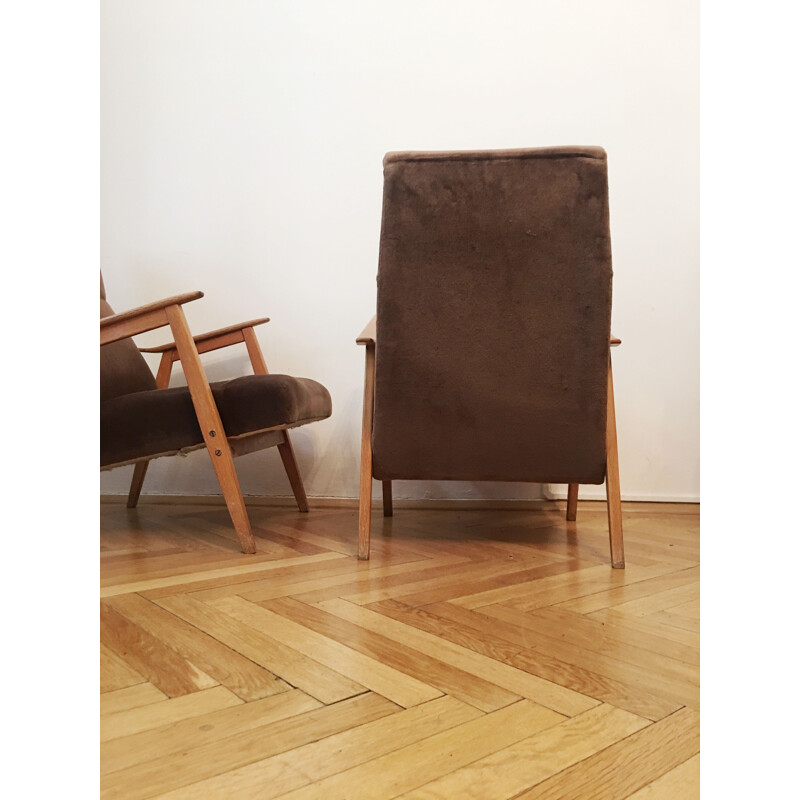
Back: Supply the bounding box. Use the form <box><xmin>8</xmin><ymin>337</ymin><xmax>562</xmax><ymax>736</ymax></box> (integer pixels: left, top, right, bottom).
<box><xmin>452</xmin><ymin>562</ymin><xmax>678</xmax><ymax>611</ymax></box>
<box><xmin>101</xmin><ymin>688</ymin><xmax>321</xmax><ymax>776</ymax></box>
<box><xmin>604</xmin><ymin>582</ymin><xmax>700</xmax><ymax>617</ymax></box>
<box><xmin>101</xmin><ymin>685</ymin><xmax>243</xmax><ymax>742</ymax></box>
<box><xmin>139</xmin><ymin>550</ymin><xmax>408</xmax><ymax>601</ymax></box>
<box><xmin>100</xmin><ymin>551</ymin><xmax>346</xmax><ymax>598</ymax></box>
<box><xmin>101</xmin><ymin>643</ymin><xmax>146</xmax><ymax>693</ymax></box>
<box><xmin>625</xmin><ymin>753</ymin><xmax>700</xmax><ymax>798</ymax></box>
<box><xmin>100</xmin><ymin>683</ymin><xmax>168</xmax><ymax>717</ymax></box>
<box><xmin>274</xmin><ymin>699</ymin><xmax>565</xmax><ymax>800</ymax></box>
<box><xmin>100</xmin><ymin>502</ymin><xmax>701</xmax><ymax>799</ymax></box>
<box><xmin>100</xmin><ymin>603</ymin><xmax>217</xmax><ymax>697</ymax></box>
<box><xmin>106</xmin><ymin>593</ymin><xmax>291</xmax><ymax>701</ymax></box>
<box><xmin>100</xmin><ymin>693</ymin><xmax>399</xmax><ymax>800</ymax></box>
<box><xmin>555</xmin><ymin>567</ymin><xmax>699</xmax><ymax>614</ymax></box>
<box><xmin>212</xmin><ymin>595</ymin><xmax>443</xmax><ymax>708</ymax></box>
<box><xmin>317</xmin><ymin>598</ymin><xmax>598</xmax><ymax>717</ymax></box>
<box><xmin>154</xmin><ymin>594</ymin><xmax>367</xmax><ymax>704</ymax></box>
<box><xmin>152</xmin><ymin>696</ymin><xmax>482</xmax><ymax>800</ymax></box>
<box><xmin>589</xmin><ymin>607</ymin><xmax>700</xmax><ymax>649</ymax></box>
<box><xmin>334</xmin><ymin>557</ymin><xmax>574</xmax><ymax>607</ymax></box>
<box><xmin>515</xmin><ymin>605</ymin><xmax>699</xmax><ymax>667</ymax></box>
<box><xmin>475</xmin><ymin>604</ymin><xmax>699</xmax><ymax>688</ymax></box>
<box><xmin>262</xmin><ymin>595</ymin><xmax>522</xmax><ymax>712</ymax></box>
<box><xmin>512</xmin><ymin>707</ymin><xmax>700</xmax><ymax>800</ymax></box>
<box><xmin>397</xmin><ymin>703</ymin><xmax>649</xmax><ymax>799</ymax></box>
<box><xmin>394</xmin><ymin>559</ymin><xmax>585</xmax><ymax>608</ymax></box>
<box><xmin>375</xmin><ymin>599</ymin><xmax>680</xmax><ymax>721</ymax></box>
<box><xmin>238</xmin><ymin>555</ymin><xmax>470</xmax><ymax>605</ymax></box>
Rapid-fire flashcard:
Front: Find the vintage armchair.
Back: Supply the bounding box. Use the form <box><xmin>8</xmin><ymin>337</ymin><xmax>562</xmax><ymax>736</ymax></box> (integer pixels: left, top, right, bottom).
<box><xmin>356</xmin><ymin>147</ymin><xmax>624</xmax><ymax>567</ymax></box>
<box><xmin>100</xmin><ymin>275</ymin><xmax>332</xmax><ymax>553</ymax></box>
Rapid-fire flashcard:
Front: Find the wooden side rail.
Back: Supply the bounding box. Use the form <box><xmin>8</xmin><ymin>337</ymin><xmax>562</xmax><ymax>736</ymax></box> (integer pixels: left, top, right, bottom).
<box><xmin>140</xmin><ymin>318</ymin><xmax>270</xmax><ymax>358</ymax></box>
<box><xmin>100</xmin><ymin>292</ymin><xmax>204</xmax><ymax>346</ymax></box>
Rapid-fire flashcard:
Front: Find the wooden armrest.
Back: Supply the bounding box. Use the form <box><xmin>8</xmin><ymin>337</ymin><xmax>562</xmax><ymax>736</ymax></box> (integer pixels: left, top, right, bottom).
<box><xmin>610</xmin><ymin>335</ymin><xmax>621</xmax><ymax>347</ymax></box>
<box><xmin>356</xmin><ymin>315</ymin><xmax>377</xmax><ymax>346</ymax></box>
<box><xmin>100</xmin><ymin>291</ymin><xmax>204</xmax><ymax>346</ymax></box>
<box><xmin>140</xmin><ymin>317</ymin><xmax>270</xmax><ymax>354</ymax></box>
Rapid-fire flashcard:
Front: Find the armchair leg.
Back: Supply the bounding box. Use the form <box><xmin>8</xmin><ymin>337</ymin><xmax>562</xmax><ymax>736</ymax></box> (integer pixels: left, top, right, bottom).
<box><xmin>209</xmin><ymin>445</ymin><xmax>257</xmax><ymax>554</ymax></box>
<box><xmin>127</xmin><ymin>351</ymin><xmax>173</xmax><ymax>509</ymax></box>
<box><xmin>127</xmin><ymin>462</ymin><xmax>149</xmax><ymax>508</ymax></box>
<box><xmin>358</xmin><ymin>344</ymin><xmax>376</xmax><ymax>560</ymax></box>
<box><xmin>165</xmin><ymin>304</ymin><xmax>256</xmax><ymax>554</ymax></box>
<box><xmin>382</xmin><ymin>481</ymin><xmax>393</xmax><ymax>517</ymax></box>
<box><xmin>566</xmin><ymin>483</ymin><xmax>578</xmax><ymax>521</ymax></box>
<box><xmin>278</xmin><ymin>431</ymin><xmax>309</xmax><ymax>512</ymax></box>
<box><xmin>605</xmin><ymin>357</ymin><xmax>624</xmax><ymax>568</ymax></box>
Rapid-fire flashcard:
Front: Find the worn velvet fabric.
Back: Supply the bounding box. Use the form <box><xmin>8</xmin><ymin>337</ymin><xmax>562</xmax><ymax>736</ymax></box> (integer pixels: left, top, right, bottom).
<box><xmin>100</xmin><ymin>276</ymin><xmax>332</xmax><ymax>468</ymax></box>
<box><xmin>372</xmin><ymin>147</ymin><xmax>613</xmax><ymax>484</ymax></box>
<box><xmin>100</xmin><ymin>297</ymin><xmax>158</xmax><ymax>402</ymax></box>
<box><xmin>101</xmin><ymin>375</ymin><xmax>332</xmax><ymax>467</ymax></box>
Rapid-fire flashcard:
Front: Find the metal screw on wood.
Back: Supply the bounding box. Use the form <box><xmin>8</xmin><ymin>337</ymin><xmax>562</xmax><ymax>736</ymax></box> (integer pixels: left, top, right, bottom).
<box><xmin>215</xmin><ymin>449</ymin><xmax>222</xmax><ymax>456</ymax></box>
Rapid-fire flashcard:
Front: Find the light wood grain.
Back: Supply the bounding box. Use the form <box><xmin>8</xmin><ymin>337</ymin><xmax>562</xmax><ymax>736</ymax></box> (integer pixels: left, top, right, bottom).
<box><xmin>154</xmin><ymin>594</ymin><xmax>367</xmax><ymax>704</ymax></box>
<box><xmin>398</xmin><ymin>703</ymin><xmax>648</xmax><ymax>799</ymax></box>
<box><xmin>100</xmin><ymin>602</ymin><xmax>217</xmax><ymax>697</ymax></box>
<box><xmin>154</xmin><ymin>696</ymin><xmax>481</xmax><ymax>800</ymax></box>
<box><xmin>317</xmin><ymin>598</ymin><xmax>598</xmax><ymax>716</ymax></box>
<box><xmin>275</xmin><ymin>699</ymin><xmax>564</xmax><ymax>800</ymax></box>
<box><xmin>99</xmin><ymin>501</ymin><xmax>700</xmax><ymax>798</ymax></box>
<box><xmin>513</xmin><ymin>706</ymin><xmax>700</xmax><ymax>799</ymax></box>
<box><xmin>212</xmin><ymin>595</ymin><xmax>442</xmax><ymax>708</ymax></box>
<box><xmin>107</xmin><ymin>592</ymin><xmax>290</xmax><ymax>701</ymax></box>
<box><xmin>101</xmin><ymin>685</ymin><xmax>243</xmax><ymax>742</ymax></box>
<box><xmin>100</xmin><ymin>683</ymin><xmax>167</xmax><ymax>717</ymax></box>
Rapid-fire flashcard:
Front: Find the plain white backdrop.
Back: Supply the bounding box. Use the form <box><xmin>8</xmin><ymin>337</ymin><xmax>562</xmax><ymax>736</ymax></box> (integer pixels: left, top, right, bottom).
<box><xmin>99</xmin><ymin>0</ymin><xmax>699</xmax><ymax>503</ymax></box>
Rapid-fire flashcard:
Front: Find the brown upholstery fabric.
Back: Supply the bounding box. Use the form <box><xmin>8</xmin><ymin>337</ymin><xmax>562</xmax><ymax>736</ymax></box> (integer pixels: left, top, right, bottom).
<box><xmin>101</xmin><ymin>374</ymin><xmax>332</xmax><ymax>468</ymax></box>
<box><xmin>100</xmin><ymin>292</ymin><xmax>158</xmax><ymax>403</ymax></box>
<box><xmin>372</xmin><ymin>147</ymin><xmax>613</xmax><ymax>485</ymax></box>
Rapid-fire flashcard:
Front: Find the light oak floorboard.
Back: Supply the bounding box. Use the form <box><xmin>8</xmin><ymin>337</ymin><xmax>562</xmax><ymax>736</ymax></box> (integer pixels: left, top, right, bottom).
<box><xmin>100</xmin><ymin>502</ymin><xmax>700</xmax><ymax>799</ymax></box>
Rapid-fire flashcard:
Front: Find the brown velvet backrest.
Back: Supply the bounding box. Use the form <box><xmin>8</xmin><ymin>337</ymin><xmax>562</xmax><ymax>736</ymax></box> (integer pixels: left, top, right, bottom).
<box><xmin>100</xmin><ymin>273</ymin><xmax>157</xmax><ymax>402</ymax></box>
<box><xmin>372</xmin><ymin>147</ymin><xmax>613</xmax><ymax>485</ymax></box>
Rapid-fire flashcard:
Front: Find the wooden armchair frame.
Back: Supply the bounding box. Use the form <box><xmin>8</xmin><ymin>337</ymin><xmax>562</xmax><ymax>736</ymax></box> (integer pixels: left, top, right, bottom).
<box><xmin>101</xmin><ymin>292</ymin><xmax>309</xmax><ymax>554</ymax></box>
<box><xmin>356</xmin><ymin>317</ymin><xmax>625</xmax><ymax>568</ymax></box>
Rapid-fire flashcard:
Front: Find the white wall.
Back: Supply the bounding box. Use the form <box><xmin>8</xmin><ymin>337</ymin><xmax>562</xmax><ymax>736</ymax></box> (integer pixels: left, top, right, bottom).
<box><xmin>100</xmin><ymin>0</ymin><xmax>699</xmax><ymax>502</ymax></box>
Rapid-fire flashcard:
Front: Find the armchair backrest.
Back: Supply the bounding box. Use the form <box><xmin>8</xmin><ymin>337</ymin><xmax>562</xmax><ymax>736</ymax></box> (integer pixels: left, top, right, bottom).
<box><xmin>372</xmin><ymin>147</ymin><xmax>613</xmax><ymax>485</ymax></box>
<box><xmin>100</xmin><ymin>273</ymin><xmax>157</xmax><ymax>402</ymax></box>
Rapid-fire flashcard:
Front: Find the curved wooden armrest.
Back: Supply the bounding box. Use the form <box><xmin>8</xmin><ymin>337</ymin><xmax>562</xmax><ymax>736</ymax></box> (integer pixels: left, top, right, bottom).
<box><xmin>100</xmin><ymin>291</ymin><xmax>204</xmax><ymax>346</ymax></box>
<box><xmin>356</xmin><ymin>315</ymin><xmax>377</xmax><ymax>346</ymax></box>
<box><xmin>140</xmin><ymin>317</ymin><xmax>270</xmax><ymax>354</ymax></box>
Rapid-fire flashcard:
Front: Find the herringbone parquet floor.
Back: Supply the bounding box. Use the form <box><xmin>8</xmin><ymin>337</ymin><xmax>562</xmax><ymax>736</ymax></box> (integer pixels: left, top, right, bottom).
<box><xmin>100</xmin><ymin>500</ymin><xmax>700</xmax><ymax>799</ymax></box>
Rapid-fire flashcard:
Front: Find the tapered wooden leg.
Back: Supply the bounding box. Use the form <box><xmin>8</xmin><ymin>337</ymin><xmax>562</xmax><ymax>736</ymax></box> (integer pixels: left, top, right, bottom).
<box><xmin>127</xmin><ymin>462</ymin><xmax>149</xmax><ymax>508</ymax></box>
<box><xmin>166</xmin><ymin>305</ymin><xmax>256</xmax><ymax>554</ymax></box>
<box><xmin>566</xmin><ymin>483</ymin><xmax>579</xmax><ymax>521</ymax></box>
<box><xmin>605</xmin><ymin>357</ymin><xmax>624</xmax><ymax>568</ymax></box>
<box><xmin>126</xmin><ymin>352</ymin><xmax>174</xmax><ymax>508</ymax></box>
<box><xmin>358</xmin><ymin>344</ymin><xmax>376</xmax><ymax>560</ymax></box>
<box><xmin>278</xmin><ymin>431</ymin><xmax>309</xmax><ymax>512</ymax></box>
<box><xmin>382</xmin><ymin>481</ymin><xmax>393</xmax><ymax>517</ymax></box>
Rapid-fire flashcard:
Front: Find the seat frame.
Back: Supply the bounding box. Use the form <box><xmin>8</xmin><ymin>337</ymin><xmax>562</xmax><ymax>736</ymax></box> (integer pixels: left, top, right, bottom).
<box><xmin>356</xmin><ymin>316</ymin><xmax>625</xmax><ymax>568</ymax></box>
<box><xmin>101</xmin><ymin>292</ymin><xmax>310</xmax><ymax>554</ymax></box>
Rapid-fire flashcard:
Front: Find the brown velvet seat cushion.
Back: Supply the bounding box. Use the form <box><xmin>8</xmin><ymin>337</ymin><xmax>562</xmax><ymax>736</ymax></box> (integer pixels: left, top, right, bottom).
<box><xmin>101</xmin><ymin>375</ymin><xmax>332</xmax><ymax>468</ymax></box>
<box><xmin>372</xmin><ymin>146</ymin><xmax>613</xmax><ymax>485</ymax></box>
